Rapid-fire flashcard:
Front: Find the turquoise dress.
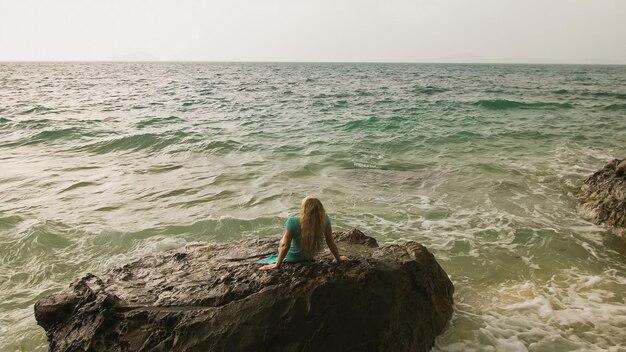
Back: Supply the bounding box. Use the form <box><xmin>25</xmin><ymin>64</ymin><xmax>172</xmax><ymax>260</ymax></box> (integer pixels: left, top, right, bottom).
<box><xmin>257</xmin><ymin>214</ymin><xmax>331</xmax><ymax>264</ymax></box>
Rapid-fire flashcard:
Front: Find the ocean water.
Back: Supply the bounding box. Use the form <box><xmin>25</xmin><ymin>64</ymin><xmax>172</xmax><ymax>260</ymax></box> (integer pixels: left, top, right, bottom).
<box><xmin>1</xmin><ymin>62</ymin><xmax>625</xmax><ymax>351</ymax></box>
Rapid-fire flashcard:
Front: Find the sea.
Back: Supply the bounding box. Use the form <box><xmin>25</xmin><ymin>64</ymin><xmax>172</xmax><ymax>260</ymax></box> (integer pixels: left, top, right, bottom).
<box><xmin>0</xmin><ymin>62</ymin><xmax>625</xmax><ymax>351</ymax></box>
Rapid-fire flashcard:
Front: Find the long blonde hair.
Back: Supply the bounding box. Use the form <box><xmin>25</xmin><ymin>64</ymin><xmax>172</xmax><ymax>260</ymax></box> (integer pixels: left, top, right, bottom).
<box><xmin>299</xmin><ymin>196</ymin><xmax>326</xmax><ymax>258</ymax></box>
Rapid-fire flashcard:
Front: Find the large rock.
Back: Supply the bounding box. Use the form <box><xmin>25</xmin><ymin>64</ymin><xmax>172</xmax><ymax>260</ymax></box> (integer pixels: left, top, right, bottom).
<box><xmin>34</xmin><ymin>229</ymin><xmax>454</xmax><ymax>352</ymax></box>
<box><xmin>579</xmin><ymin>158</ymin><xmax>626</xmax><ymax>238</ymax></box>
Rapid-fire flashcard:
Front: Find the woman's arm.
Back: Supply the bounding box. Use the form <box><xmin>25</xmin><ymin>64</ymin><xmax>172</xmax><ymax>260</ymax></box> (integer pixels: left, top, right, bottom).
<box><xmin>259</xmin><ymin>229</ymin><xmax>292</xmax><ymax>270</ymax></box>
<box><xmin>275</xmin><ymin>229</ymin><xmax>292</xmax><ymax>267</ymax></box>
<box><xmin>324</xmin><ymin>222</ymin><xmax>348</xmax><ymax>262</ymax></box>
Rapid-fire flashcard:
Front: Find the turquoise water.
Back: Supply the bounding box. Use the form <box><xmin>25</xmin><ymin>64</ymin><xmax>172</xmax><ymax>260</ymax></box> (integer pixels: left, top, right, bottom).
<box><xmin>1</xmin><ymin>62</ymin><xmax>625</xmax><ymax>351</ymax></box>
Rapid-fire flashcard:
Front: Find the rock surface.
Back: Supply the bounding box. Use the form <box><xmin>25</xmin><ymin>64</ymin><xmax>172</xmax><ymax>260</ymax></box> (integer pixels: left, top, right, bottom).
<box><xmin>579</xmin><ymin>158</ymin><xmax>626</xmax><ymax>238</ymax></box>
<box><xmin>35</xmin><ymin>229</ymin><xmax>454</xmax><ymax>352</ymax></box>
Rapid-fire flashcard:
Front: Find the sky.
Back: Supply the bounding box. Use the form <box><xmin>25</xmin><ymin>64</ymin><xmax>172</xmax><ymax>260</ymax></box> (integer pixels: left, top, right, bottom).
<box><xmin>0</xmin><ymin>0</ymin><xmax>625</xmax><ymax>64</ymax></box>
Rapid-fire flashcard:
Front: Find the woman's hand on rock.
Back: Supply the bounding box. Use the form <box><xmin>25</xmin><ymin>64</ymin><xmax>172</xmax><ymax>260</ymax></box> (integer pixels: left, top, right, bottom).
<box><xmin>259</xmin><ymin>263</ymin><xmax>278</xmax><ymax>271</ymax></box>
<box><xmin>339</xmin><ymin>255</ymin><xmax>349</xmax><ymax>261</ymax></box>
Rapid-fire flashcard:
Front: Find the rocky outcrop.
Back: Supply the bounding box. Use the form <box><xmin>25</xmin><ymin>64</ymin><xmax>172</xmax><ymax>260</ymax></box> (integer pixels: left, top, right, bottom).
<box><xmin>34</xmin><ymin>229</ymin><xmax>454</xmax><ymax>352</ymax></box>
<box><xmin>579</xmin><ymin>158</ymin><xmax>626</xmax><ymax>238</ymax></box>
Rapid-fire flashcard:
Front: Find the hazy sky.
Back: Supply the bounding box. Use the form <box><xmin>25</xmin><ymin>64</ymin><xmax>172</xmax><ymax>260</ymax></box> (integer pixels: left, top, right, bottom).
<box><xmin>1</xmin><ymin>0</ymin><xmax>624</xmax><ymax>64</ymax></box>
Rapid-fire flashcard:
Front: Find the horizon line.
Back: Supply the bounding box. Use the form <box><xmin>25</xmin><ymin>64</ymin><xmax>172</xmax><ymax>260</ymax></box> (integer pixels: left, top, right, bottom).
<box><xmin>1</xmin><ymin>60</ymin><xmax>625</xmax><ymax>66</ymax></box>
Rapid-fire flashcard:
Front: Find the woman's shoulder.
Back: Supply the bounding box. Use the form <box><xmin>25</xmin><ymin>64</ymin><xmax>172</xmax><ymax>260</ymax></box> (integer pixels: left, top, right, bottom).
<box><xmin>285</xmin><ymin>214</ymin><xmax>330</xmax><ymax>227</ymax></box>
<box><xmin>286</xmin><ymin>215</ymin><xmax>300</xmax><ymax>222</ymax></box>
<box><xmin>285</xmin><ymin>215</ymin><xmax>300</xmax><ymax>229</ymax></box>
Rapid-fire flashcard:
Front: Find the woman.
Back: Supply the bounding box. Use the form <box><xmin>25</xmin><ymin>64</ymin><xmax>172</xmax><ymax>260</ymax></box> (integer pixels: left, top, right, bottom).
<box><xmin>258</xmin><ymin>196</ymin><xmax>348</xmax><ymax>270</ymax></box>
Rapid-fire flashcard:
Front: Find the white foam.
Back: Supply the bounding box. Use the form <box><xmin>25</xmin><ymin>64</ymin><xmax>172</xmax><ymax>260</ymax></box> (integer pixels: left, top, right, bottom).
<box><xmin>505</xmin><ymin>296</ymin><xmax>554</xmax><ymax>318</ymax></box>
<box><xmin>520</xmin><ymin>256</ymin><xmax>541</xmax><ymax>270</ymax></box>
<box><xmin>481</xmin><ymin>331</ymin><xmax>528</xmax><ymax>352</ymax></box>
<box><xmin>435</xmin><ymin>267</ymin><xmax>626</xmax><ymax>351</ymax></box>
<box><xmin>580</xmin><ymin>241</ymin><xmax>600</xmax><ymax>260</ymax></box>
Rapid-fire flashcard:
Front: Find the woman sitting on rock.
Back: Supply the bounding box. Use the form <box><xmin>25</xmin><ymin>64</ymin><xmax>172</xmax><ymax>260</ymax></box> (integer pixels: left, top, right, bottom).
<box><xmin>258</xmin><ymin>196</ymin><xmax>348</xmax><ymax>270</ymax></box>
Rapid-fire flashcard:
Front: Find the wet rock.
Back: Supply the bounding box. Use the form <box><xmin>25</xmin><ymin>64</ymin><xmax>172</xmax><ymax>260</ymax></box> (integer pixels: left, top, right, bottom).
<box><xmin>579</xmin><ymin>158</ymin><xmax>626</xmax><ymax>238</ymax></box>
<box><xmin>34</xmin><ymin>229</ymin><xmax>454</xmax><ymax>352</ymax></box>
<box><xmin>616</xmin><ymin>159</ymin><xmax>626</xmax><ymax>177</ymax></box>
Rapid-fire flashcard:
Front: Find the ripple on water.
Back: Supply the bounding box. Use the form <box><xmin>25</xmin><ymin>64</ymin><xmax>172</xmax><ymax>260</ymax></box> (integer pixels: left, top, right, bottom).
<box><xmin>603</xmin><ymin>103</ymin><xmax>626</xmax><ymax>111</ymax></box>
<box><xmin>412</xmin><ymin>85</ymin><xmax>449</xmax><ymax>95</ymax></box>
<box><xmin>474</xmin><ymin>99</ymin><xmax>574</xmax><ymax>110</ymax></box>
<box><xmin>198</xmin><ymin>139</ymin><xmax>247</xmax><ymax>154</ymax></box>
<box><xmin>0</xmin><ymin>215</ymin><xmax>23</xmax><ymax>230</ymax></box>
<box><xmin>135</xmin><ymin>115</ymin><xmax>183</xmax><ymax>128</ymax></box>
<box><xmin>59</xmin><ymin>181</ymin><xmax>99</xmax><ymax>193</ymax></box>
<box><xmin>81</xmin><ymin>131</ymin><xmax>191</xmax><ymax>154</ymax></box>
<box><xmin>29</xmin><ymin>127</ymin><xmax>82</xmax><ymax>141</ymax></box>
<box><xmin>140</xmin><ymin>163</ymin><xmax>184</xmax><ymax>174</ymax></box>
<box><xmin>16</xmin><ymin>106</ymin><xmax>53</xmax><ymax>115</ymax></box>
<box><xmin>583</xmin><ymin>91</ymin><xmax>626</xmax><ymax>100</ymax></box>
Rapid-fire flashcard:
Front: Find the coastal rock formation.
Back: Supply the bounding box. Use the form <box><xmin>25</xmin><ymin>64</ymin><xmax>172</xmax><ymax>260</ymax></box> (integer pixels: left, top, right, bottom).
<box><xmin>579</xmin><ymin>158</ymin><xmax>626</xmax><ymax>238</ymax></box>
<box><xmin>34</xmin><ymin>229</ymin><xmax>454</xmax><ymax>352</ymax></box>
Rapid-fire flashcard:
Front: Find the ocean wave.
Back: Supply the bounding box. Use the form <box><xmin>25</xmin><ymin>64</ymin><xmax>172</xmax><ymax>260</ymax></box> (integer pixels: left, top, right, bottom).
<box><xmin>475</xmin><ymin>99</ymin><xmax>573</xmax><ymax>110</ymax></box>
<box><xmin>82</xmin><ymin>132</ymin><xmax>189</xmax><ymax>154</ymax></box>
<box><xmin>0</xmin><ymin>221</ymin><xmax>74</xmax><ymax>264</ymax></box>
<box><xmin>494</xmin><ymin>130</ymin><xmax>559</xmax><ymax>140</ymax></box>
<box><xmin>198</xmin><ymin>88</ymin><xmax>214</xmax><ymax>96</ymax></box>
<box><xmin>140</xmin><ymin>164</ymin><xmax>184</xmax><ymax>174</ymax></box>
<box><xmin>13</xmin><ymin>118</ymin><xmax>53</xmax><ymax>129</ymax></box>
<box><xmin>17</xmin><ymin>106</ymin><xmax>53</xmax><ymax>115</ymax></box>
<box><xmin>28</xmin><ymin>128</ymin><xmax>82</xmax><ymax>143</ymax></box>
<box><xmin>169</xmin><ymin>190</ymin><xmax>237</xmax><ymax>208</ymax></box>
<box><xmin>425</xmin><ymin>131</ymin><xmax>483</xmax><ymax>145</ymax></box>
<box><xmin>352</xmin><ymin>161</ymin><xmax>381</xmax><ymax>169</ymax></box>
<box><xmin>603</xmin><ymin>104</ymin><xmax>626</xmax><ymax>111</ymax></box>
<box><xmin>343</xmin><ymin>116</ymin><xmax>378</xmax><ymax>130</ymax></box>
<box><xmin>584</xmin><ymin>91</ymin><xmax>626</xmax><ymax>100</ymax></box>
<box><xmin>59</xmin><ymin>181</ymin><xmax>99</xmax><ymax>193</ymax></box>
<box><xmin>0</xmin><ymin>214</ymin><xmax>23</xmax><ymax>230</ymax></box>
<box><xmin>157</xmin><ymin>216</ymin><xmax>282</xmax><ymax>240</ymax></box>
<box><xmin>136</xmin><ymin>115</ymin><xmax>183</xmax><ymax>128</ymax></box>
<box><xmin>199</xmin><ymin>139</ymin><xmax>247</xmax><ymax>153</ymax></box>
<box><xmin>313</xmin><ymin>92</ymin><xmax>351</xmax><ymax>99</ymax></box>
<box><xmin>0</xmin><ymin>127</ymin><xmax>83</xmax><ymax>148</ymax></box>
<box><xmin>342</xmin><ymin>116</ymin><xmax>403</xmax><ymax>131</ymax></box>
<box><xmin>333</xmin><ymin>100</ymin><xmax>349</xmax><ymax>108</ymax></box>
<box><xmin>355</xmin><ymin>89</ymin><xmax>373</xmax><ymax>96</ymax></box>
<box><xmin>374</xmin><ymin>98</ymin><xmax>395</xmax><ymax>104</ymax></box>
<box><xmin>484</xmin><ymin>88</ymin><xmax>506</xmax><ymax>93</ymax></box>
<box><xmin>413</xmin><ymin>86</ymin><xmax>448</xmax><ymax>95</ymax></box>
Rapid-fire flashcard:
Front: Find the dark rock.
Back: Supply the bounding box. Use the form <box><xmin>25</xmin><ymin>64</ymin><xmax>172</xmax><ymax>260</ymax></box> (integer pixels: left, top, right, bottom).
<box><xmin>579</xmin><ymin>158</ymin><xmax>626</xmax><ymax>238</ymax></box>
<box><xmin>616</xmin><ymin>159</ymin><xmax>626</xmax><ymax>177</ymax></box>
<box><xmin>34</xmin><ymin>229</ymin><xmax>454</xmax><ymax>352</ymax></box>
